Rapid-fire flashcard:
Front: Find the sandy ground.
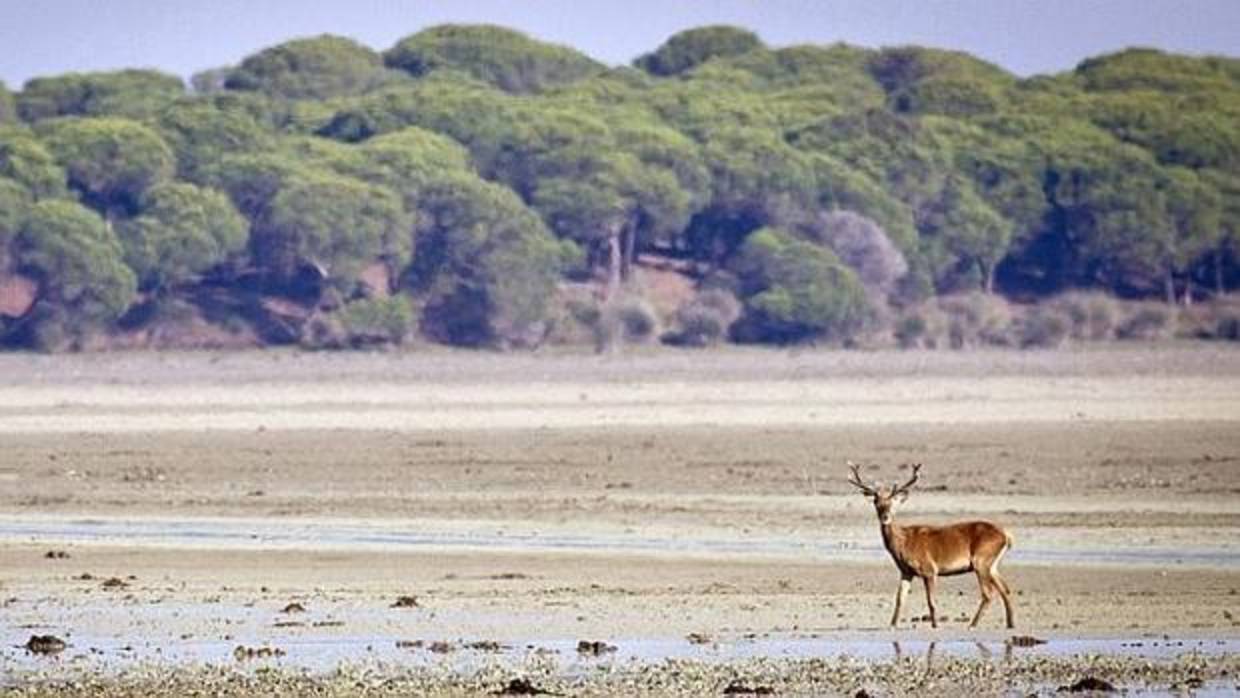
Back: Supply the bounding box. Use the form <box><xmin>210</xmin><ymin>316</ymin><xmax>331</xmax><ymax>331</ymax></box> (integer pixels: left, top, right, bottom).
<box><xmin>1</xmin><ymin>346</ymin><xmax>1239</xmax><ymax>695</ymax></box>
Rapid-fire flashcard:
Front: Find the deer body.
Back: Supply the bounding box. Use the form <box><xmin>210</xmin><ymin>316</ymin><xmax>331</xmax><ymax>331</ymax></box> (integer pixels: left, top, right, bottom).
<box><xmin>849</xmin><ymin>463</ymin><xmax>1015</xmax><ymax>629</ymax></box>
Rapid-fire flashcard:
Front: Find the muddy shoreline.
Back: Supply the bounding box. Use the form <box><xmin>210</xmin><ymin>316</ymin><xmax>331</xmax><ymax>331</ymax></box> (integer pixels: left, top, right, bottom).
<box><xmin>5</xmin><ymin>653</ymin><xmax>1239</xmax><ymax>697</ymax></box>
<box><xmin>1</xmin><ymin>348</ymin><xmax>1238</xmax><ymax>695</ymax></box>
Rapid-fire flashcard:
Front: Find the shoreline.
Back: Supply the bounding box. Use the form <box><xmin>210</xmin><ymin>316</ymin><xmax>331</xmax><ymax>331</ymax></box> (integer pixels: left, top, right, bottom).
<box><xmin>1</xmin><ymin>347</ymin><xmax>1237</xmax><ymax>695</ymax></box>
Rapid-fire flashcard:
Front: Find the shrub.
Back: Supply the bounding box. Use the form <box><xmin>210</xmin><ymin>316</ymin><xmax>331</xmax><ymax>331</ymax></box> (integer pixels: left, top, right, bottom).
<box><xmin>591</xmin><ymin>306</ymin><xmax>621</xmax><ymax>352</ymax></box>
<box><xmin>893</xmin><ymin>313</ymin><xmax>927</xmax><ymax>349</ymax></box>
<box><xmin>542</xmin><ymin>284</ymin><xmax>599</xmax><ymax>346</ymax></box>
<box><xmin>337</xmin><ymin>296</ymin><xmax>414</xmax><ymax>347</ymax></box>
<box><xmin>614</xmin><ymin>296</ymin><xmax>660</xmax><ymax>342</ymax></box>
<box><xmin>299</xmin><ymin>312</ymin><xmax>347</xmax><ymax>350</ymax></box>
<box><xmin>844</xmin><ymin>307</ymin><xmax>900</xmax><ymax>350</ymax></box>
<box><xmin>1116</xmin><ymin>302</ymin><xmax>1175</xmax><ymax>340</ymax></box>
<box><xmin>671</xmin><ymin>305</ymin><xmax>729</xmax><ymax>347</ymax></box>
<box><xmin>1218</xmin><ymin>308</ymin><xmax>1240</xmax><ymax>341</ymax></box>
<box><xmin>1179</xmin><ymin>295</ymin><xmax>1240</xmax><ymax>341</ymax></box>
<box><xmin>1016</xmin><ymin>306</ymin><xmax>1071</xmax><ymax>348</ymax></box>
<box><xmin>665</xmin><ymin>288</ymin><xmax>742</xmax><ymax>347</ymax></box>
<box><xmin>893</xmin><ymin>302</ymin><xmax>949</xmax><ymax>349</ymax></box>
<box><xmin>591</xmin><ymin>294</ymin><xmax>660</xmax><ymax>352</ymax></box>
<box><xmin>692</xmin><ymin>287</ymin><xmax>743</xmax><ymax>322</ymax></box>
<box><xmin>19</xmin><ymin>306</ymin><xmax>73</xmax><ymax>351</ymax></box>
<box><xmin>1208</xmin><ymin>297</ymin><xmax>1240</xmax><ymax>341</ymax></box>
<box><xmin>935</xmin><ymin>292</ymin><xmax>1014</xmax><ymax>348</ymax></box>
<box><xmin>1049</xmin><ymin>291</ymin><xmax>1119</xmax><ymax>341</ymax></box>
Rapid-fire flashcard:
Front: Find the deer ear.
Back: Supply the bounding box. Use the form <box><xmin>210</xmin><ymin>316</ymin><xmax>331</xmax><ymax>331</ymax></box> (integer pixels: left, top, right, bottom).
<box><xmin>896</xmin><ymin>490</ymin><xmax>909</xmax><ymax>503</ymax></box>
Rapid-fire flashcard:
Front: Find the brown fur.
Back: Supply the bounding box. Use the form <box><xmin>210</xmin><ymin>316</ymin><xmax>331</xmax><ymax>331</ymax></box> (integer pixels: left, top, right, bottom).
<box><xmin>849</xmin><ymin>463</ymin><xmax>1015</xmax><ymax>629</ymax></box>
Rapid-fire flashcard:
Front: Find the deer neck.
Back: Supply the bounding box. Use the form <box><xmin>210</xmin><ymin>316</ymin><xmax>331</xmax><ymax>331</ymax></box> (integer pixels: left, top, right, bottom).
<box><xmin>879</xmin><ymin>518</ymin><xmax>907</xmax><ymax>563</ymax></box>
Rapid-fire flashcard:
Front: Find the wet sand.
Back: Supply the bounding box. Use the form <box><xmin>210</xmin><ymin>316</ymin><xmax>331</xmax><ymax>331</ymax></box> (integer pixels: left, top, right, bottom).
<box><xmin>1</xmin><ymin>347</ymin><xmax>1239</xmax><ymax>695</ymax></box>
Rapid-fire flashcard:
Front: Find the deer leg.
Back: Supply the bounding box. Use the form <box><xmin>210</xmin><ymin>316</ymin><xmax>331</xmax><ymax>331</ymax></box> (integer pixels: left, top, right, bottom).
<box><xmin>991</xmin><ymin>570</ymin><xmax>1015</xmax><ymax>629</ymax></box>
<box><xmin>922</xmin><ymin>574</ymin><xmax>939</xmax><ymax>628</ymax></box>
<box><xmin>891</xmin><ymin>575</ymin><xmax>912</xmax><ymax>628</ymax></box>
<box><xmin>990</xmin><ymin>535</ymin><xmax>1016</xmax><ymax>629</ymax></box>
<box><xmin>969</xmin><ymin>570</ymin><xmax>995</xmax><ymax>628</ymax></box>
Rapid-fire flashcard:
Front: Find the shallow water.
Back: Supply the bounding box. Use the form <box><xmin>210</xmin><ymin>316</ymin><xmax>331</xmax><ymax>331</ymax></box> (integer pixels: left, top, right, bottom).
<box><xmin>2</xmin><ymin>516</ymin><xmax>1236</xmax><ymax>568</ymax></box>
<box><xmin>4</xmin><ymin>592</ymin><xmax>1237</xmax><ymax>691</ymax></box>
<box><xmin>4</xmin><ymin>515</ymin><xmax>1237</xmax><ymax>690</ymax></box>
<box><xmin>3</xmin><ymin>619</ymin><xmax>1236</xmax><ymax>682</ymax></box>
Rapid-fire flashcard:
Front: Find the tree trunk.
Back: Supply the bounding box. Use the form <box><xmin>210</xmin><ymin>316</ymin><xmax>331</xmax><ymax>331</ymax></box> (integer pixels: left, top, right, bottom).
<box><xmin>620</xmin><ymin>223</ymin><xmax>637</xmax><ymax>282</ymax></box>
<box><xmin>1164</xmin><ymin>267</ymin><xmax>1176</xmax><ymax>305</ymax></box>
<box><xmin>981</xmin><ymin>261</ymin><xmax>995</xmax><ymax>294</ymax></box>
<box><xmin>1182</xmin><ymin>280</ymin><xmax>1194</xmax><ymax>307</ymax></box>
<box><xmin>605</xmin><ymin>234</ymin><xmax>622</xmax><ymax>302</ymax></box>
<box><xmin>1216</xmin><ymin>248</ymin><xmax>1226</xmax><ymax>296</ymax></box>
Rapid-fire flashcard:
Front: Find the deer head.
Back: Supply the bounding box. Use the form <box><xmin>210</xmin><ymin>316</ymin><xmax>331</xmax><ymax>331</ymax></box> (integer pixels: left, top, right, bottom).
<box><xmin>847</xmin><ymin>461</ymin><xmax>921</xmax><ymax>524</ymax></box>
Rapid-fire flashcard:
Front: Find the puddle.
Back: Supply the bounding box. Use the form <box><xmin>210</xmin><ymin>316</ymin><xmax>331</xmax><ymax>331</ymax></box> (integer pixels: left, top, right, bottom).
<box><xmin>2</xmin><ymin>516</ymin><xmax>1236</xmax><ymax>568</ymax></box>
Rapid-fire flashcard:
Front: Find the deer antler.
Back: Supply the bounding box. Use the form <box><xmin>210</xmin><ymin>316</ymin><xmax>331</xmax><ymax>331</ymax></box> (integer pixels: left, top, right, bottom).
<box><xmin>846</xmin><ymin>460</ymin><xmax>878</xmax><ymax>495</ymax></box>
<box><xmin>891</xmin><ymin>463</ymin><xmax>922</xmax><ymax>496</ymax></box>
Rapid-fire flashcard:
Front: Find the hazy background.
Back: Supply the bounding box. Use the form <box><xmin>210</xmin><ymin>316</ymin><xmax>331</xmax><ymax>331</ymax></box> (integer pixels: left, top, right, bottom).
<box><xmin>2</xmin><ymin>0</ymin><xmax>1237</xmax><ymax>86</ymax></box>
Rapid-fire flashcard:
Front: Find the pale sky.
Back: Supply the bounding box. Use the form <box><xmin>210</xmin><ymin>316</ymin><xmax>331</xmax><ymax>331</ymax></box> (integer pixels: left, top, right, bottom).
<box><xmin>1</xmin><ymin>0</ymin><xmax>1237</xmax><ymax>88</ymax></box>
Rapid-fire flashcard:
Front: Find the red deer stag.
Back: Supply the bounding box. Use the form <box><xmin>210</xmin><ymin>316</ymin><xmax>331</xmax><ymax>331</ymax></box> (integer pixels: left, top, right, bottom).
<box><xmin>847</xmin><ymin>462</ymin><xmax>1015</xmax><ymax>629</ymax></box>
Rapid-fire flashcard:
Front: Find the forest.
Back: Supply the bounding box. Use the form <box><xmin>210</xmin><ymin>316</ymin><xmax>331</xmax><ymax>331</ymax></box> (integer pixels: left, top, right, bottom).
<box><xmin>0</xmin><ymin>24</ymin><xmax>1238</xmax><ymax>351</ymax></box>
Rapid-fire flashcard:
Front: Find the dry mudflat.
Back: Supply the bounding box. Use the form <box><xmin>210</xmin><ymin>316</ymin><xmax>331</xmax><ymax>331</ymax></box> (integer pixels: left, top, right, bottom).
<box><xmin>1</xmin><ymin>345</ymin><xmax>1239</xmax><ymax>696</ymax></box>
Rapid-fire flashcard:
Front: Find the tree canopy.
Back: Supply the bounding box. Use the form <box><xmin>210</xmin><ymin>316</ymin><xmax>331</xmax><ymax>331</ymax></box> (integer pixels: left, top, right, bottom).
<box><xmin>224</xmin><ymin>35</ymin><xmax>391</xmax><ymax>100</ymax></box>
<box><xmin>119</xmin><ymin>182</ymin><xmax>248</xmax><ymax>291</ymax></box>
<box><xmin>384</xmin><ymin>25</ymin><xmax>603</xmax><ymax>93</ymax></box>
<box><xmin>10</xmin><ymin>199</ymin><xmax>136</xmax><ymax>346</ymax></box>
<box><xmin>17</xmin><ymin>70</ymin><xmax>184</xmax><ymax>121</ymax></box>
<box><xmin>635</xmin><ymin>26</ymin><xmax>765</xmax><ymax>76</ymax></box>
<box><xmin>0</xmin><ymin>82</ymin><xmax>16</xmax><ymax>123</ymax></box>
<box><xmin>2</xmin><ymin>24</ymin><xmax>1238</xmax><ymax>350</ymax></box>
<box><xmin>252</xmin><ymin>168</ymin><xmax>411</xmax><ymax>290</ymax></box>
<box><xmin>410</xmin><ymin>172</ymin><xmax>575</xmax><ymax>346</ymax></box>
<box><xmin>730</xmin><ymin>227</ymin><xmax>868</xmax><ymax>343</ymax></box>
<box><xmin>0</xmin><ymin>126</ymin><xmax>68</xmax><ymax>198</ymax></box>
<box><xmin>43</xmin><ymin>117</ymin><xmax>175</xmax><ymax>214</ymax></box>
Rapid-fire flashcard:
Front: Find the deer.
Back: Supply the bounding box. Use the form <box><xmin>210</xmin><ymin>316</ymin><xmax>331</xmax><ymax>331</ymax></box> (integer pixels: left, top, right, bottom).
<box><xmin>846</xmin><ymin>462</ymin><xmax>1015</xmax><ymax>629</ymax></box>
